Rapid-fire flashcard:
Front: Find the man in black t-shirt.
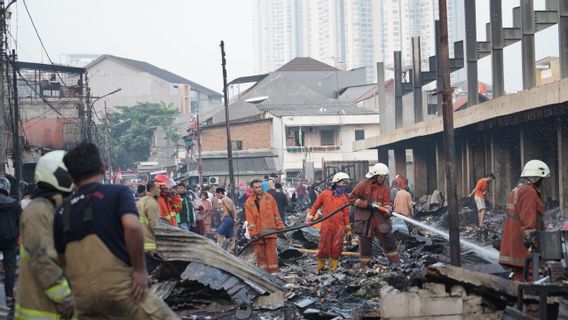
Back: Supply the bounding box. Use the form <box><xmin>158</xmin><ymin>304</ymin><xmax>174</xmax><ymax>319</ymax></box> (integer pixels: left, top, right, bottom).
<box><xmin>53</xmin><ymin>142</ymin><xmax>177</xmax><ymax>319</ymax></box>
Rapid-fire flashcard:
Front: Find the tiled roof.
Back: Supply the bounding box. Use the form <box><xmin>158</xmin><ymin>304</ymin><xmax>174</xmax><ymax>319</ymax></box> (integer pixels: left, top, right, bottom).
<box><xmin>276</xmin><ymin>57</ymin><xmax>339</xmax><ymax>72</ymax></box>
<box><xmin>257</xmin><ymin>103</ymin><xmax>378</xmax><ymax>117</ymax></box>
<box><xmin>87</xmin><ymin>55</ymin><xmax>222</xmax><ymax>97</ymax></box>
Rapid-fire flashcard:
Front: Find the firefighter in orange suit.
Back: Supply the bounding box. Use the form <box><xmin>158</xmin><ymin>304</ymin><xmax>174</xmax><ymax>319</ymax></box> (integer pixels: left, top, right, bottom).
<box><xmin>154</xmin><ymin>174</ymin><xmax>178</xmax><ymax>227</ymax></box>
<box><xmin>499</xmin><ymin>160</ymin><xmax>550</xmax><ymax>282</ymax></box>
<box><xmin>245</xmin><ymin>179</ymin><xmax>285</xmax><ymax>273</ymax></box>
<box><xmin>307</xmin><ymin>172</ymin><xmax>351</xmax><ymax>273</ymax></box>
<box><xmin>16</xmin><ymin>151</ymin><xmax>75</xmax><ymax>319</ymax></box>
<box><xmin>349</xmin><ymin>163</ymin><xmax>401</xmax><ymax>271</ymax></box>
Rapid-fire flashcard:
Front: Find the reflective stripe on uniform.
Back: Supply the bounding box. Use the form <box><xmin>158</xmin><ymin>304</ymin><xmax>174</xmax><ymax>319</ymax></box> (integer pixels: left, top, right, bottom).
<box><xmin>387</xmin><ymin>251</ymin><xmax>400</xmax><ymax>257</ymax></box>
<box><xmin>19</xmin><ymin>244</ymin><xmax>30</xmax><ymax>261</ymax></box>
<box><xmin>14</xmin><ymin>303</ymin><xmax>61</xmax><ymax>320</ymax></box>
<box><xmin>44</xmin><ymin>279</ymin><xmax>72</xmax><ymax>303</ymax></box>
<box><xmin>139</xmin><ymin>215</ymin><xmax>149</xmax><ymax>225</ymax></box>
<box><xmin>499</xmin><ymin>255</ymin><xmax>526</xmax><ymax>265</ymax></box>
<box><xmin>144</xmin><ymin>242</ymin><xmax>157</xmax><ymax>250</ymax></box>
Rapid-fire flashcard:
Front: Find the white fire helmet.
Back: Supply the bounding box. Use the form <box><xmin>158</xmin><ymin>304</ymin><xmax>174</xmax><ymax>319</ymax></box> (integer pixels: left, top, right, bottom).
<box><xmin>365</xmin><ymin>163</ymin><xmax>389</xmax><ymax>179</ymax></box>
<box><xmin>520</xmin><ymin>160</ymin><xmax>550</xmax><ymax>178</ymax></box>
<box><xmin>35</xmin><ymin>150</ymin><xmax>74</xmax><ymax>193</ymax></box>
<box><xmin>331</xmin><ymin>172</ymin><xmax>350</xmax><ymax>184</ymax></box>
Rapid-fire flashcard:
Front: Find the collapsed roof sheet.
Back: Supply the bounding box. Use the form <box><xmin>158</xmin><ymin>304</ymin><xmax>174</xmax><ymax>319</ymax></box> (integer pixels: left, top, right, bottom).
<box><xmin>154</xmin><ymin>222</ymin><xmax>286</xmax><ymax>310</ymax></box>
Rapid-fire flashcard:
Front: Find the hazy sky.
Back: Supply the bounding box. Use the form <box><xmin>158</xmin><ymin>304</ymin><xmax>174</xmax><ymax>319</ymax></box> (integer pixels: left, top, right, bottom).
<box><xmin>12</xmin><ymin>0</ymin><xmax>254</xmax><ymax>93</ymax></box>
<box><xmin>11</xmin><ymin>0</ymin><xmax>560</xmax><ymax>94</ymax></box>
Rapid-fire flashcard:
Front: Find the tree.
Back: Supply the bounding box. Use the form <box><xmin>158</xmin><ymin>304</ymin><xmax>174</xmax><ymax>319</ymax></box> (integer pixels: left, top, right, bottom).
<box><xmin>108</xmin><ymin>102</ymin><xmax>179</xmax><ymax>170</ymax></box>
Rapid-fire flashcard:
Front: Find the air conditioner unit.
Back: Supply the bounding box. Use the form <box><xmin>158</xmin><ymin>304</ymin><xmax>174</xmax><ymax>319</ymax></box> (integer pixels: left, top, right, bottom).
<box><xmin>208</xmin><ymin>176</ymin><xmax>219</xmax><ymax>185</ymax></box>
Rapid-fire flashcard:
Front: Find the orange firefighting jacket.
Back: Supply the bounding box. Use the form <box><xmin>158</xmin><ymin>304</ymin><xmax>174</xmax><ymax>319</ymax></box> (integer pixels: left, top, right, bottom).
<box><xmin>348</xmin><ymin>179</ymin><xmax>391</xmax><ymax>221</ymax></box>
<box><xmin>308</xmin><ymin>189</ymin><xmax>350</xmax><ymax>229</ymax></box>
<box><xmin>157</xmin><ymin>195</ymin><xmax>178</xmax><ymax>227</ymax></box>
<box><xmin>499</xmin><ymin>182</ymin><xmax>545</xmax><ymax>267</ymax></box>
<box><xmin>245</xmin><ymin>192</ymin><xmax>284</xmax><ymax>238</ymax></box>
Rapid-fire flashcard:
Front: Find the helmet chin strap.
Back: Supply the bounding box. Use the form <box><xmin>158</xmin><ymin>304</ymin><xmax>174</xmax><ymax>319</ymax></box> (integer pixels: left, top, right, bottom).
<box><xmin>526</xmin><ymin>177</ymin><xmax>543</xmax><ymax>187</ymax></box>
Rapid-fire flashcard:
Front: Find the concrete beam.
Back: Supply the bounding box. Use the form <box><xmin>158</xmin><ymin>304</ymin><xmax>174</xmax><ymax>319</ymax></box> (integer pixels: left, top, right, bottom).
<box><xmin>353</xmin><ymin>78</ymin><xmax>568</xmax><ymax>152</ymax></box>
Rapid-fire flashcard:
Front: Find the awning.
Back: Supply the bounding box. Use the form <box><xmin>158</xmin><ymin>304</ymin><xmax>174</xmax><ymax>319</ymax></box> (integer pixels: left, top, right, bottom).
<box><xmin>187</xmin><ymin>153</ymin><xmax>280</xmax><ymax>176</ymax></box>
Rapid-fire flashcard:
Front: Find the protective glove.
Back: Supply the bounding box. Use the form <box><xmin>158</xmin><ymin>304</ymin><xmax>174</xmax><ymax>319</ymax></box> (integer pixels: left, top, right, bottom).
<box><xmin>56</xmin><ymin>297</ymin><xmax>74</xmax><ymax>320</ymax></box>
<box><xmin>344</xmin><ymin>224</ymin><xmax>352</xmax><ymax>237</ymax></box>
<box><xmin>523</xmin><ymin>229</ymin><xmax>537</xmax><ymax>248</ymax></box>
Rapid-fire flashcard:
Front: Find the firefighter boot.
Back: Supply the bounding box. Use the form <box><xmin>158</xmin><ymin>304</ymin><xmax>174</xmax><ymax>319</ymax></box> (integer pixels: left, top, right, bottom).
<box><xmin>475</xmin><ymin>226</ymin><xmax>482</xmax><ymax>241</ymax></box>
<box><xmin>317</xmin><ymin>258</ymin><xmax>327</xmax><ymax>274</ymax></box>
<box><xmin>481</xmin><ymin>225</ymin><xmax>489</xmax><ymax>242</ymax></box>
<box><xmin>329</xmin><ymin>258</ymin><xmax>339</xmax><ymax>271</ymax></box>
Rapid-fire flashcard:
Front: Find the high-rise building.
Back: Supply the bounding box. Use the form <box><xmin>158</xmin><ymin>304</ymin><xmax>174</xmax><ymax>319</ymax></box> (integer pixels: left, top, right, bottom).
<box><xmin>379</xmin><ymin>0</ymin><xmax>460</xmax><ymax>72</ymax></box>
<box><xmin>252</xmin><ymin>0</ymin><xmax>461</xmax><ymax>82</ymax></box>
<box><xmin>253</xmin><ymin>0</ymin><xmax>382</xmax><ymax>81</ymax></box>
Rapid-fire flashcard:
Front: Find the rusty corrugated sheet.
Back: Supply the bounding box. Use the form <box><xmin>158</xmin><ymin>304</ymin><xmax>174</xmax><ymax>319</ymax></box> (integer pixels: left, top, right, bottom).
<box><xmin>154</xmin><ymin>222</ymin><xmax>286</xmax><ymax>309</ymax></box>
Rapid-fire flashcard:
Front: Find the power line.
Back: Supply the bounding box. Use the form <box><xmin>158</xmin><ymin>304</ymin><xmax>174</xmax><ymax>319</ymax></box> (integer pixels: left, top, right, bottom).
<box><xmin>21</xmin><ymin>0</ymin><xmax>67</xmax><ymax>87</ymax></box>
<box><xmin>15</xmin><ymin>68</ymin><xmax>65</xmax><ymax>117</ymax></box>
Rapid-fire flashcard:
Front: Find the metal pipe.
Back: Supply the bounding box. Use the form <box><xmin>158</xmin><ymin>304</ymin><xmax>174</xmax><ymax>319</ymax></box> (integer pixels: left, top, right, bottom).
<box><xmin>521</xmin><ymin>0</ymin><xmax>536</xmax><ymax>90</ymax></box>
<box><xmin>491</xmin><ymin>0</ymin><xmax>505</xmax><ymax>97</ymax></box>
<box><xmin>464</xmin><ymin>0</ymin><xmax>479</xmax><ymax>106</ymax></box>
<box><xmin>438</xmin><ymin>0</ymin><xmax>461</xmax><ymax>266</ymax></box>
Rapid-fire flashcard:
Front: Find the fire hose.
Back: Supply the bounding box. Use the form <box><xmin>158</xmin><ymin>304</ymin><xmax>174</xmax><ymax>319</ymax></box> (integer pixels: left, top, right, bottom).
<box><xmin>236</xmin><ymin>202</ymin><xmax>351</xmax><ymax>256</ymax></box>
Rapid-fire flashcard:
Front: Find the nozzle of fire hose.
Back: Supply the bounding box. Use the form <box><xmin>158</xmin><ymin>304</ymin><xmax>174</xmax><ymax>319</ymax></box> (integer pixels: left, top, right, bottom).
<box><xmin>371</xmin><ymin>203</ymin><xmax>392</xmax><ymax>218</ymax></box>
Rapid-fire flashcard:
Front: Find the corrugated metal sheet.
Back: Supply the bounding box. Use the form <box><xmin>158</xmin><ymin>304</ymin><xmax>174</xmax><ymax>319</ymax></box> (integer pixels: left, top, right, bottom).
<box><xmin>154</xmin><ymin>222</ymin><xmax>286</xmax><ymax>309</ymax></box>
<box><xmin>181</xmin><ymin>262</ymin><xmax>258</xmax><ymax>305</ymax></box>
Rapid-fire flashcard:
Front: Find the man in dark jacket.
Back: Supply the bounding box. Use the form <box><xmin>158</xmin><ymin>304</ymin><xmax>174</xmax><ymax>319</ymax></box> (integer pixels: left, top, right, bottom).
<box><xmin>268</xmin><ymin>183</ymin><xmax>288</xmax><ymax>225</ymax></box>
<box><xmin>0</xmin><ymin>176</ymin><xmax>21</xmax><ymax>308</ymax></box>
<box><xmin>176</xmin><ymin>183</ymin><xmax>195</xmax><ymax>231</ymax></box>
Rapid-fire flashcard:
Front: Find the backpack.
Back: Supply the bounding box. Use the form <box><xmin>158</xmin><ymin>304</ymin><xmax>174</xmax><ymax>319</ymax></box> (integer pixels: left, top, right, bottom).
<box><xmin>0</xmin><ymin>199</ymin><xmax>21</xmax><ymax>246</ymax></box>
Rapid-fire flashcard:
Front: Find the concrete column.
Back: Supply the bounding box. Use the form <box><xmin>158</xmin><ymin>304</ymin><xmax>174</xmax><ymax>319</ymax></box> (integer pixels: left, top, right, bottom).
<box><xmin>465</xmin><ymin>0</ymin><xmax>479</xmax><ymax>106</ymax></box>
<box><xmin>492</xmin><ymin>128</ymin><xmax>515</xmax><ymax>206</ymax></box>
<box><xmin>394</xmin><ymin>148</ymin><xmax>406</xmax><ymax>177</ymax></box>
<box><xmin>435</xmin><ymin>20</ymin><xmax>443</xmax><ymax>114</ymax></box>
<box><xmin>412</xmin><ymin>37</ymin><xmax>424</xmax><ymax>122</ymax></box>
<box><xmin>489</xmin><ymin>133</ymin><xmax>496</xmax><ymax>206</ymax></box>
<box><xmin>413</xmin><ymin>145</ymin><xmax>429</xmax><ymax>198</ymax></box>
<box><xmin>377</xmin><ymin>62</ymin><xmax>388</xmax><ymax>132</ymax></box>
<box><xmin>559</xmin><ymin>0</ymin><xmax>568</xmax><ymax>78</ymax></box>
<box><xmin>465</xmin><ymin>135</ymin><xmax>472</xmax><ymax>192</ymax></box>
<box><xmin>394</xmin><ymin>51</ymin><xmax>403</xmax><ymax>129</ymax></box>
<box><xmin>521</xmin><ymin>0</ymin><xmax>536</xmax><ymax>90</ymax></box>
<box><xmin>435</xmin><ymin>138</ymin><xmax>447</xmax><ymax>196</ymax></box>
<box><xmin>491</xmin><ymin>0</ymin><xmax>505</xmax><ymax>98</ymax></box>
<box><xmin>558</xmin><ymin>120</ymin><xmax>568</xmax><ymax>210</ymax></box>
<box><xmin>377</xmin><ymin>147</ymin><xmax>389</xmax><ymax>164</ymax></box>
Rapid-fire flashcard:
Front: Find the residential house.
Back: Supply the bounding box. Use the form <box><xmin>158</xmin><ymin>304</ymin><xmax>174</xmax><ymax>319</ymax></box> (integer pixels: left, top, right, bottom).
<box><xmin>197</xmin><ymin>57</ymin><xmax>380</xmax><ymax>182</ymax></box>
<box><xmin>86</xmin><ymin>55</ymin><xmax>222</xmax><ymax>115</ymax></box>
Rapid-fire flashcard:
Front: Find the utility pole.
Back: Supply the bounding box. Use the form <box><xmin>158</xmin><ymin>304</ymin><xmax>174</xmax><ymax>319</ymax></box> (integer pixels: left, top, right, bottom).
<box><xmin>85</xmin><ymin>73</ymin><xmax>93</xmax><ymax>142</ymax></box>
<box><xmin>104</xmin><ymin>101</ymin><xmax>112</xmax><ymax>178</ymax></box>
<box><xmin>11</xmin><ymin>49</ymin><xmax>20</xmax><ymax>199</ymax></box>
<box><xmin>196</xmin><ymin>114</ymin><xmax>204</xmax><ymax>190</ymax></box>
<box><xmin>220</xmin><ymin>41</ymin><xmax>236</xmax><ymax>201</ymax></box>
<box><xmin>438</xmin><ymin>0</ymin><xmax>460</xmax><ymax>266</ymax></box>
<box><xmin>0</xmin><ymin>1</ymin><xmax>6</xmax><ymax>176</ymax></box>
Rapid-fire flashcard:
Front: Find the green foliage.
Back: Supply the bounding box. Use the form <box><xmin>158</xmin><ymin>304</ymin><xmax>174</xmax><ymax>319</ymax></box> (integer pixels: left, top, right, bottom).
<box><xmin>109</xmin><ymin>102</ymin><xmax>179</xmax><ymax>169</ymax></box>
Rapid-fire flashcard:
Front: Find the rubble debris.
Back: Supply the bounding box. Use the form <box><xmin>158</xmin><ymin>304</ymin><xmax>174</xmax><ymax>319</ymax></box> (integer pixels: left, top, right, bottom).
<box><xmin>181</xmin><ymin>262</ymin><xmax>259</xmax><ymax>305</ymax></box>
<box><xmin>153</xmin><ymin>221</ymin><xmax>286</xmax><ymax>310</ymax></box>
<box><xmin>294</xmin><ymin>297</ymin><xmax>316</xmax><ymax>308</ymax></box>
